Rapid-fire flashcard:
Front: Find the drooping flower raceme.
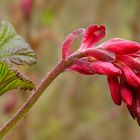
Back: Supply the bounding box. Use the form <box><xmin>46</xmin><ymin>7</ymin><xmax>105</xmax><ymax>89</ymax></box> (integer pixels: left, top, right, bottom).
<box><xmin>61</xmin><ymin>25</ymin><xmax>140</xmax><ymax>126</ymax></box>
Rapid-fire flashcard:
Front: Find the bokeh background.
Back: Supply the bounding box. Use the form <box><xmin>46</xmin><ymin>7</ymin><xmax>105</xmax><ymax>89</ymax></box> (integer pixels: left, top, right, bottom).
<box><xmin>0</xmin><ymin>0</ymin><xmax>140</xmax><ymax>140</ymax></box>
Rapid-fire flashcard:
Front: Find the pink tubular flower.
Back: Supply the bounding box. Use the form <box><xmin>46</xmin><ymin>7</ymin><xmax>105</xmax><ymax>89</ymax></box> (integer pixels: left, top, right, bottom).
<box><xmin>69</xmin><ymin>58</ymin><xmax>95</xmax><ymax>75</ymax></box>
<box><xmin>80</xmin><ymin>25</ymin><xmax>106</xmax><ymax>49</ymax></box>
<box><xmin>62</xmin><ymin>28</ymin><xmax>84</xmax><ymax>59</ymax></box>
<box><xmin>120</xmin><ymin>84</ymin><xmax>133</xmax><ymax>106</ymax></box>
<box><xmin>61</xmin><ymin>24</ymin><xmax>140</xmax><ymax>126</ymax></box>
<box><xmin>107</xmin><ymin>77</ymin><xmax>122</xmax><ymax>105</ymax></box>
<box><xmin>21</xmin><ymin>0</ymin><xmax>33</xmax><ymax>21</ymax></box>
<box><xmin>98</xmin><ymin>38</ymin><xmax>140</xmax><ymax>55</ymax></box>
<box><xmin>91</xmin><ymin>61</ymin><xmax>121</xmax><ymax>76</ymax></box>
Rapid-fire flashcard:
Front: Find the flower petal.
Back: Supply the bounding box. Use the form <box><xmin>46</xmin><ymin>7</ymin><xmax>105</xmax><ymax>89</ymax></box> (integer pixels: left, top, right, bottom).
<box><xmin>62</xmin><ymin>28</ymin><xmax>84</xmax><ymax>59</ymax></box>
<box><xmin>80</xmin><ymin>25</ymin><xmax>106</xmax><ymax>50</ymax></box>
<box><xmin>120</xmin><ymin>65</ymin><xmax>140</xmax><ymax>87</ymax></box>
<box><xmin>99</xmin><ymin>38</ymin><xmax>140</xmax><ymax>55</ymax></box>
<box><xmin>117</xmin><ymin>55</ymin><xmax>140</xmax><ymax>71</ymax></box>
<box><xmin>107</xmin><ymin>77</ymin><xmax>122</xmax><ymax>105</ymax></box>
<box><xmin>120</xmin><ymin>84</ymin><xmax>133</xmax><ymax>106</ymax></box>
<box><xmin>91</xmin><ymin>61</ymin><xmax>121</xmax><ymax>76</ymax></box>
<box><xmin>130</xmin><ymin>52</ymin><xmax>140</xmax><ymax>58</ymax></box>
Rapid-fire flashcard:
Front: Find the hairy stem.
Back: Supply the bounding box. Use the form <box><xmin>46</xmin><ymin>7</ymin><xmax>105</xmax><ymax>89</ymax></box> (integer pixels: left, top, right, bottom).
<box><xmin>0</xmin><ymin>51</ymin><xmax>85</xmax><ymax>139</ymax></box>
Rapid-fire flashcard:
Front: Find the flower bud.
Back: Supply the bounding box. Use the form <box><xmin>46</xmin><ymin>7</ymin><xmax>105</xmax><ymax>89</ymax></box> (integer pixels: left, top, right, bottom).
<box><xmin>21</xmin><ymin>0</ymin><xmax>33</xmax><ymax>21</ymax></box>
<box><xmin>3</xmin><ymin>94</ymin><xmax>17</xmax><ymax>114</ymax></box>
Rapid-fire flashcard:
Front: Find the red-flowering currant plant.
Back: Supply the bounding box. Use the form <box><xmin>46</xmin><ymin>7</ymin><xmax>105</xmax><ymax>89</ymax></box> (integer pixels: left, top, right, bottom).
<box><xmin>0</xmin><ymin>20</ymin><xmax>140</xmax><ymax>139</ymax></box>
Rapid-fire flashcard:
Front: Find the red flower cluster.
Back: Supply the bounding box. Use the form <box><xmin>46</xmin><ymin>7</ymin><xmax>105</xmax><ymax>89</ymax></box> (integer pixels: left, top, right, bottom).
<box><xmin>61</xmin><ymin>25</ymin><xmax>140</xmax><ymax>126</ymax></box>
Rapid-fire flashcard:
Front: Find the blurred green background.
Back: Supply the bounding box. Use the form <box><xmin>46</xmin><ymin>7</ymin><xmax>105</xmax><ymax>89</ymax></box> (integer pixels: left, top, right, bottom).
<box><xmin>0</xmin><ymin>0</ymin><xmax>140</xmax><ymax>140</ymax></box>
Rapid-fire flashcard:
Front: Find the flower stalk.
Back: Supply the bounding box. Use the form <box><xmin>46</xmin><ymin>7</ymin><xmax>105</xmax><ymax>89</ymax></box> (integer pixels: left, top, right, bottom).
<box><xmin>0</xmin><ymin>51</ymin><xmax>86</xmax><ymax>139</ymax></box>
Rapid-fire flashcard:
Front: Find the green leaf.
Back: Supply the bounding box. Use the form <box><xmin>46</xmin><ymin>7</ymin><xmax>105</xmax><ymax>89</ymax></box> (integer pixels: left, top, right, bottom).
<box><xmin>0</xmin><ymin>21</ymin><xmax>36</xmax><ymax>65</ymax></box>
<box><xmin>0</xmin><ymin>61</ymin><xmax>34</xmax><ymax>96</ymax></box>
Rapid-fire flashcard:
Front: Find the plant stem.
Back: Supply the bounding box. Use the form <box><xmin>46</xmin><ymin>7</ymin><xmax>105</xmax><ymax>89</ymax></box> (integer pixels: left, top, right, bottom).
<box><xmin>0</xmin><ymin>51</ymin><xmax>85</xmax><ymax>139</ymax></box>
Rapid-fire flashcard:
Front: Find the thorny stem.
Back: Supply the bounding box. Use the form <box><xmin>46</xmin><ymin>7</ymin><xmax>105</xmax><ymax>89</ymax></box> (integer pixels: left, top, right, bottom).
<box><xmin>0</xmin><ymin>51</ymin><xmax>86</xmax><ymax>139</ymax></box>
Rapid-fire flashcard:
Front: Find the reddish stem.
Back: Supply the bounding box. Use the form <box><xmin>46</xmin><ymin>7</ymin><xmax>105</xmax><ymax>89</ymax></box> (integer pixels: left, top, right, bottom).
<box><xmin>0</xmin><ymin>51</ymin><xmax>86</xmax><ymax>139</ymax></box>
